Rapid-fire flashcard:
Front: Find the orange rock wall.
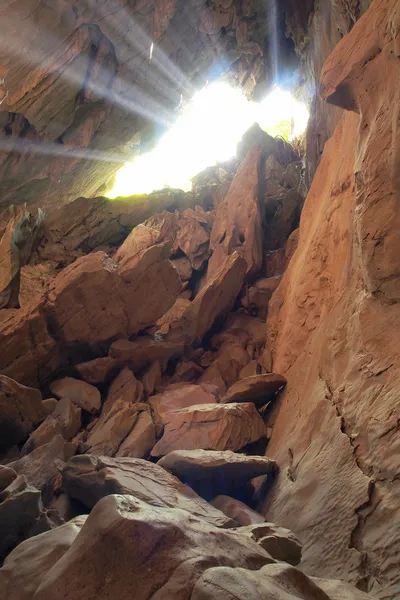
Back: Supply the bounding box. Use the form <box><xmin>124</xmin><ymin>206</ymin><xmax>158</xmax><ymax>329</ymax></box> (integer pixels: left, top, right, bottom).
<box><xmin>263</xmin><ymin>1</ymin><xmax>400</xmax><ymax>597</ymax></box>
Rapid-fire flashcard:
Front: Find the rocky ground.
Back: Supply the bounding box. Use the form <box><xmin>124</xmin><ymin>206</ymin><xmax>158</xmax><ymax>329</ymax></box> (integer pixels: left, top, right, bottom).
<box><xmin>0</xmin><ymin>126</ymin><xmax>373</xmax><ymax>599</ymax></box>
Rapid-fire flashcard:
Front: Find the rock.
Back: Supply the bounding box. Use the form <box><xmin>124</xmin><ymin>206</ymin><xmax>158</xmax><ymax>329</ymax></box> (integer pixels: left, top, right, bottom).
<box><xmin>86</xmin><ymin>402</ymin><xmax>148</xmax><ymax>457</ymax></box>
<box><xmin>149</xmin><ymin>384</ymin><xmax>217</xmax><ymax>425</ymax></box>
<box><xmin>191</xmin><ymin>563</ymin><xmax>374</xmax><ymax>600</ymax></box>
<box><xmin>109</xmin><ymin>337</ymin><xmax>184</xmax><ymax>371</ymax></box>
<box><xmin>241</xmin><ymin>277</ymin><xmax>281</xmax><ymax>318</ymax></box>
<box><xmin>21</xmin><ymin>417</ymin><xmax>63</xmax><ymax>456</ymax></box>
<box><xmin>41</xmin><ymin>398</ymin><xmax>58</xmax><ymax>416</ymax></box>
<box><xmin>0</xmin><ymin>515</ymin><xmax>87</xmax><ymax>600</ymax></box>
<box><xmin>208</xmin><ymin>341</ymin><xmax>251</xmax><ymax>387</ymax></box>
<box><xmin>0</xmin><ymin>475</ymin><xmax>53</xmax><ymax>562</ymax></box>
<box><xmin>52</xmin><ymin>397</ymin><xmax>82</xmax><ymax>440</ymax></box>
<box><xmin>265</xmin><ymin>248</ymin><xmax>286</xmax><ymax>278</ymax></box>
<box><xmin>31</xmin><ymin>494</ymin><xmax>273</xmax><ymax>600</ymax></box>
<box><xmin>117</xmin><ymin>411</ymin><xmax>156</xmax><ymax>459</ymax></box>
<box><xmin>237</xmin><ymin>124</ymin><xmax>277</xmax><ymax>161</ymax></box>
<box><xmin>264</xmin><ymin>188</ymin><xmax>302</xmax><ymax>251</ymax></box>
<box><xmin>171</xmin><ymin>359</ymin><xmax>204</xmax><ymax>383</ymax></box>
<box><xmin>239</xmin><ymin>360</ymin><xmax>261</xmax><ymax>379</ymax></box>
<box><xmin>74</xmin><ymin>356</ymin><xmax>118</xmax><ymax>384</ymax></box>
<box><xmin>238</xmin><ymin>523</ymin><xmax>302</xmax><ymax>566</ymax></box>
<box><xmin>284</xmin><ymin>228</ymin><xmax>299</xmax><ymax>264</ymax></box>
<box><xmin>62</xmin><ymin>455</ymin><xmax>233</xmax><ymax>529</ymax></box>
<box><xmin>7</xmin><ymin>436</ymin><xmax>76</xmax><ymax>497</ymax></box>
<box><xmin>151</xmin><ymin>403</ymin><xmax>267</xmax><ymax>458</ymax></box>
<box><xmin>155</xmin><ymin>297</ymin><xmax>192</xmax><ymax>335</ymax></box>
<box><xmin>198</xmin><ymin>362</ymin><xmax>227</xmax><ymax>395</ymax></box>
<box><xmin>175</xmin><ymin>206</ymin><xmax>211</xmax><ymax>270</ymax></box>
<box><xmin>47</xmin><ymin>244</ymin><xmax>181</xmax><ymax>351</ymax></box>
<box><xmin>158</xmin><ymin>450</ymin><xmax>278</xmax><ymax>500</ymax></box>
<box><xmin>105</xmin><ymin>367</ymin><xmax>144</xmax><ymax>412</ymax></box>
<box><xmin>210</xmin><ymin>146</ymin><xmax>263</xmax><ymax>278</ymax></box>
<box><xmin>168</xmin><ymin>252</ymin><xmax>247</xmax><ymax>346</ymax></box>
<box><xmin>171</xmin><ymin>256</ymin><xmax>193</xmax><ymax>281</ymax></box>
<box><xmin>220</xmin><ymin>313</ymin><xmax>267</xmax><ymax>348</ymax></box>
<box><xmin>141</xmin><ymin>361</ymin><xmax>162</xmax><ymax>397</ymax></box>
<box><xmin>0</xmin><ymin>299</ymin><xmax>59</xmax><ymax>388</ymax></box>
<box><xmin>221</xmin><ymin>374</ymin><xmax>287</xmax><ymax>407</ymax></box>
<box><xmin>211</xmin><ymin>496</ymin><xmax>265</xmax><ymax>526</ymax></box>
<box><xmin>49</xmin><ymin>377</ymin><xmax>101</xmax><ymax>414</ymax></box>
<box><xmin>0</xmin><ymin>375</ymin><xmax>45</xmax><ymax>451</ymax></box>
<box><xmin>0</xmin><ymin>466</ymin><xmax>17</xmax><ymax>492</ymax></box>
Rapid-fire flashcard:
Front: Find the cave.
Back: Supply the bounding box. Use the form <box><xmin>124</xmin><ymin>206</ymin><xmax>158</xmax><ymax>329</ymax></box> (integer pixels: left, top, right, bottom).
<box><xmin>0</xmin><ymin>1</ymin><xmax>399</xmax><ymax>599</ymax></box>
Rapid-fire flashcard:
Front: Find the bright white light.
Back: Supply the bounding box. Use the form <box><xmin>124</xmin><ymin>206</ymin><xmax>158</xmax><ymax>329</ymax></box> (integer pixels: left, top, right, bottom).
<box><xmin>107</xmin><ymin>83</ymin><xmax>308</xmax><ymax>198</ymax></box>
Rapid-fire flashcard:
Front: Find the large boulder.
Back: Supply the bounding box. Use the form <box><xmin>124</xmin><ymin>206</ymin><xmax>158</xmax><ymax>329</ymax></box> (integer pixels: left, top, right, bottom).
<box><xmin>0</xmin><ymin>516</ymin><xmax>87</xmax><ymax>600</ymax></box>
<box><xmin>0</xmin><ymin>475</ymin><xmax>58</xmax><ymax>562</ymax></box>
<box><xmin>211</xmin><ymin>496</ymin><xmax>266</xmax><ymax>526</ymax></box>
<box><xmin>151</xmin><ymin>403</ymin><xmax>267</xmax><ymax>458</ymax></box>
<box><xmin>31</xmin><ymin>495</ymin><xmax>273</xmax><ymax>600</ymax></box>
<box><xmin>116</xmin><ymin>411</ymin><xmax>156</xmax><ymax>459</ymax></box>
<box><xmin>49</xmin><ymin>377</ymin><xmax>101</xmax><ymax>414</ymax></box>
<box><xmin>221</xmin><ymin>374</ymin><xmax>287</xmax><ymax>407</ymax></box>
<box><xmin>191</xmin><ymin>563</ymin><xmax>374</xmax><ymax>600</ymax></box>
<box><xmin>168</xmin><ymin>252</ymin><xmax>247</xmax><ymax>347</ymax></box>
<box><xmin>62</xmin><ymin>455</ymin><xmax>233</xmax><ymax>529</ymax></box>
<box><xmin>158</xmin><ymin>450</ymin><xmax>278</xmax><ymax>500</ymax></box>
<box><xmin>47</xmin><ymin>243</ymin><xmax>181</xmax><ymax>351</ymax></box>
<box><xmin>149</xmin><ymin>385</ymin><xmax>217</xmax><ymax>425</ymax></box>
<box><xmin>109</xmin><ymin>337</ymin><xmax>184</xmax><ymax>371</ymax></box>
<box><xmin>210</xmin><ymin>146</ymin><xmax>263</xmax><ymax>278</ymax></box>
<box><xmin>0</xmin><ymin>376</ymin><xmax>45</xmax><ymax>451</ymax></box>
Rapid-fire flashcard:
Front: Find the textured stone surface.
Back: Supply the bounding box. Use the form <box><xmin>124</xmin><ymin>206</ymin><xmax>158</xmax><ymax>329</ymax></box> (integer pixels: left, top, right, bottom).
<box><xmin>168</xmin><ymin>252</ymin><xmax>247</xmax><ymax>346</ymax></box>
<box><xmin>159</xmin><ymin>449</ymin><xmax>277</xmax><ymax>501</ymax></box>
<box><xmin>62</xmin><ymin>455</ymin><xmax>233</xmax><ymax>529</ymax></box>
<box><xmin>116</xmin><ymin>411</ymin><xmax>155</xmax><ymax>459</ymax></box>
<box><xmin>191</xmin><ymin>563</ymin><xmax>374</xmax><ymax>600</ymax></box>
<box><xmin>149</xmin><ymin>384</ymin><xmax>217</xmax><ymax>424</ymax></box>
<box><xmin>238</xmin><ymin>523</ymin><xmax>302</xmax><ymax>566</ymax></box>
<box><xmin>0</xmin><ymin>376</ymin><xmax>45</xmax><ymax>451</ymax></box>
<box><xmin>264</xmin><ymin>2</ymin><xmax>400</xmax><ymax>597</ymax></box>
<box><xmin>151</xmin><ymin>403</ymin><xmax>267</xmax><ymax>457</ymax></box>
<box><xmin>50</xmin><ymin>377</ymin><xmax>101</xmax><ymax>414</ymax></box>
<box><xmin>31</xmin><ymin>495</ymin><xmax>272</xmax><ymax>600</ymax></box>
<box><xmin>210</xmin><ymin>146</ymin><xmax>263</xmax><ymax>278</ymax></box>
<box><xmin>0</xmin><ymin>516</ymin><xmax>87</xmax><ymax>600</ymax></box>
<box><xmin>211</xmin><ymin>496</ymin><xmax>265</xmax><ymax>526</ymax></box>
<box><xmin>221</xmin><ymin>374</ymin><xmax>286</xmax><ymax>407</ymax></box>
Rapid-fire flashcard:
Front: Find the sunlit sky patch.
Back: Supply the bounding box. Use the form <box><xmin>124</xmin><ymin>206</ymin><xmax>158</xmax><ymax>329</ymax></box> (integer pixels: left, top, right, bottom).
<box><xmin>107</xmin><ymin>83</ymin><xmax>309</xmax><ymax>198</ymax></box>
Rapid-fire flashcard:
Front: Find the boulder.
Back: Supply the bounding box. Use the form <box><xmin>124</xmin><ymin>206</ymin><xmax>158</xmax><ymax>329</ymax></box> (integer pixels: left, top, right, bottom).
<box><xmin>238</xmin><ymin>523</ymin><xmax>302</xmax><ymax>566</ymax></box>
<box><xmin>239</xmin><ymin>360</ymin><xmax>261</xmax><ymax>379</ymax></box>
<box><xmin>155</xmin><ymin>297</ymin><xmax>192</xmax><ymax>335</ymax></box>
<box><xmin>117</xmin><ymin>411</ymin><xmax>156</xmax><ymax>459</ymax></box>
<box><xmin>47</xmin><ymin>244</ymin><xmax>181</xmax><ymax>351</ymax></box>
<box><xmin>221</xmin><ymin>374</ymin><xmax>286</xmax><ymax>407</ymax></box>
<box><xmin>168</xmin><ymin>252</ymin><xmax>247</xmax><ymax>346</ymax></box>
<box><xmin>171</xmin><ymin>359</ymin><xmax>204</xmax><ymax>383</ymax></box>
<box><xmin>7</xmin><ymin>435</ymin><xmax>76</xmax><ymax>496</ymax></box>
<box><xmin>175</xmin><ymin>207</ymin><xmax>211</xmax><ymax>270</ymax></box>
<box><xmin>0</xmin><ymin>466</ymin><xmax>17</xmax><ymax>492</ymax></box>
<box><xmin>141</xmin><ymin>361</ymin><xmax>162</xmax><ymax>397</ymax></box>
<box><xmin>151</xmin><ymin>403</ymin><xmax>267</xmax><ymax>458</ymax></box>
<box><xmin>41</xmin><ymin>398</ymin><xmax>58</xmax><ymax>415</ymax></box>
<box><xmin>191</xmin><ymin>563</ymin><xmax>374</xmax><ymax>600</ymax></box>
<box><xmin>52</xmin><ymin>397</ymin><xmax>82</xmax><ymax>440</ymax></box>
<box><xmin>171</xmin><ymin>256</ymin><xmax>193</xmax><ymax>281</ymax></box>
<box><xmin>74</xmin><ymin>357</ymin><xmax>118</xmax><ymax>385</ymax></box>
<box><xmin>0</xmin><ymin>375</ymin><xmax>45</xmax><ymax>451</ymax></box>
<box><xmin>31</xmin><ymin>495</ymin><xmax>273</xmax><ymax>600</ymax></box>
<box><xmin>149</xmin><ymin>385</ymin><xmax>217</xmax><ymax>424</ymax></box>
<box><xmin>62</xmin><ymin>455</ymin><xmax>233</xmax><ymax>529</ymax></box>
<box><xmin>86</xmin><ymin>402</ymin><xmax>148</xmax><ymax>457</ymax></box>
<box><xmin>49</xmin><ymin>377</ymin><xmax>101</xmax><ymax>414</ymax></box>
<box><xmin>158</xmin><ymin>450</ymin><xmax>277</xmax><ymax>500</ymax></box>
<box><xmin>0</xmin><ymin>515</ymin><xmax>87</xmax><ymax>600</ymax></box>
<box><xmin>109</xmin><ymin>337</ymin><xmax>184</xmax><ymax>371</ymax></box>
<box><xmin>241</xmin><ymin>276</ymin><xmax>281</xmax><ymax>318</ymax></box>
<box><xmin>210</xmin><ymin>146</ymin><xmax>263</xmax><ymax>278</ymax></box>
<box><xmin>211</xmin><ymin>496</ymin><xmax>265</xmax><ymax>526</ymax></box>
<box><xmin>21</xmin><ymin>417</ymin><xmax>63</xmax><ymax>456</ymax></box>
<box><xmin>0</xmin><ymin>475</ymin><xmax>56</xmax><ymax>562</ymax></box>
<box><xmin>104</xmin><ymin>367</ymin><xmax>144</xmax><ymax>413</ymax></box>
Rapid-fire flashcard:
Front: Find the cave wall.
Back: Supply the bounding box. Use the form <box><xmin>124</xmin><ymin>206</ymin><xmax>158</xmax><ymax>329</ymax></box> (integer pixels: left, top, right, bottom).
<box><xmin>263</xmin><ymin>1</ymin><xmax>400</xmax><ymax>597</ymax></box>
<box><xmin>0</xmin><ymin>0</ymin><xmax>287</xmax><ymax>215</ymax></box>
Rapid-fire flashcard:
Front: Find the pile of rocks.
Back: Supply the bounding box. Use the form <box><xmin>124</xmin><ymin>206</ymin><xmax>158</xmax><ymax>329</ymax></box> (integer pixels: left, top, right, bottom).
<box><xmin>0</xmin><ymin>133</ymin><xmax>374</xmax><ymax>599</ymax></box>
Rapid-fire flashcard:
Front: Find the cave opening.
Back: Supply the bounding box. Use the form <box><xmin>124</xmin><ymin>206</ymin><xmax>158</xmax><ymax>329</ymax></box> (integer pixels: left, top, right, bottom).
<box><xmin>106</xmin><ymin>82</ymin><xmax>309</xmax><ymax>198</ymax></box>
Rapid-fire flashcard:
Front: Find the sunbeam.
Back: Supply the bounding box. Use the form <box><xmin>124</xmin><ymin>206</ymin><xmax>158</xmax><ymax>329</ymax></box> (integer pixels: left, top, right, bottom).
<box><xmin>107</xmin><ymin>83</ymin><xmax>309</xmax><ymax>197</ymax></box>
